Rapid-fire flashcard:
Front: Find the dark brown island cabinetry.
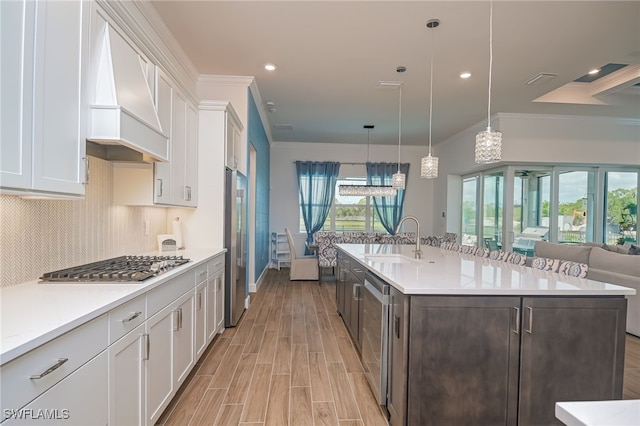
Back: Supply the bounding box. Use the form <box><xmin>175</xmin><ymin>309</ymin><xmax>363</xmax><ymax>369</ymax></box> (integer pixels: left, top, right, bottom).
<box><xmin>336</xmin><ymin>252</ymin><xmax>365</xmax><ymax>351</ymax></box>
<box><xmin>401</xmin><ymin>295</ymin><xmax>626</xmax><ymax>426</ymax></box>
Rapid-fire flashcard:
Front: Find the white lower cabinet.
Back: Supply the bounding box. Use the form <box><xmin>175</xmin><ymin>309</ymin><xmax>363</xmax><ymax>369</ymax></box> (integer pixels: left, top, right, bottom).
<box><xmin>207</xmin><ymin>257</ymin><xmax>225</xmax><ymax>342</ymax></box>
<box><xmin>172</xmin><ymin>291</ymin><xmax>195</xmax><ymax>388</ymax></box>
<box><xmin>144</xmin><ymin>302</ymin><xmax>175</xmax><ymax>425</ymax></box>
<box><xmin>108</xmin><ymin>323</ymin><xmax>146</xmax><ymax>426</ymax></box>
<box><xmin>194</xmin><ymin>281</ymin><xmax>208</xmax><ymax>359</ymax></box>
<box><xmin>3</xmin><ymin>352</ymin><xmax>108</xmax><ymax>425</ymax></box>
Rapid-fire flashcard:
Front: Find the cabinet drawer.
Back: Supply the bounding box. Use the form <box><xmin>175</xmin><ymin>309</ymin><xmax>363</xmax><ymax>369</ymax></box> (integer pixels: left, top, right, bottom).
<box><xmin>108</xmin><ymin>294</ymin><xmax>146</xmax><ymax>345</ymax></box>
<box><xmin>208</xmin><ymin>256</ymin><xmax>224</xmax><ymax>275</ymax></box>
<box><xmin>195</xmin><ymin>263</ymin><xmax>208</xmax><ymax>285</ymax></box>
<box><xmin>0</xmin><ymin>314</ymin><xmax>108</xmax><ymax>414</ymax></box>
<box><xmin>147</xmin><ymin>269</ymin><xmax>195</xmax><ymax>317</ymax></box>
<box><xmin>2</xmin><ymin>351</ymin><xmax>108</xmax><ymax>425</ymax></box>
<box><xmin>351</xmin><ymin>265</ymin><xmax>365</xmax><ymax>282</ymax></box>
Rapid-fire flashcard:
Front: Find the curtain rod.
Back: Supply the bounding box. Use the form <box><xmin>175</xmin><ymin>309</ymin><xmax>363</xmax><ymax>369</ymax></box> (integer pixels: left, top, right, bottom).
<box><xmin>292</xmin><ymin>161</ymin><xmax>367</xmax><ymax>165</ymax></box>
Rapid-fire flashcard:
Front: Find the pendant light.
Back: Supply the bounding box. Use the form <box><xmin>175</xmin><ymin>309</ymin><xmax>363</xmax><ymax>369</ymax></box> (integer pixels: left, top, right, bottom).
<box><xmin>338</xmin><ymin>125</ymin><xmax>397</xmax><ymax>197</ymax></box>
<box><xmin>421</xmin><ymin>18</ymin><xmax>440</xmax><ymax>179</ymax></box>
<box><xmin>392</xmin><ymin>83</ymin><xmax>406</xmax><ymax>189</ymax></box>
<box><xmin>475</xmin><ymin>0</ymin><xmax>502</xmax><ymax>164</ymax></box>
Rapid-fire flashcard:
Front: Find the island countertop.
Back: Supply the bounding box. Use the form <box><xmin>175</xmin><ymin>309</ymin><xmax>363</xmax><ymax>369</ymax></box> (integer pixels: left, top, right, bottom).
<box><xmin>336</xmin><ymin>243</ymin><xmax>636</xmax><ymax>296</ymax></box>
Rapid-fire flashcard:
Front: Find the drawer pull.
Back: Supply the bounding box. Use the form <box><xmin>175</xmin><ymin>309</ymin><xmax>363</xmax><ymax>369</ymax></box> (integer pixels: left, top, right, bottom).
<box><xmin>122</xmin><ymin>311</ymin><xmax>142</xmax><ymax>323</ymax></box>
<box><xmin>198</xmin><ymin>271</ymin><xmax>207</xmax><ymax>281</ymax></box>
<box><xmin>30</xmin><ymin>358</ymin><xmax>68</xmax><ymax>379</ymax></box>
<box><xmin>143</xmin><ymin>334</ymin><xmax>150</xmax><ymax>360</ymax></box>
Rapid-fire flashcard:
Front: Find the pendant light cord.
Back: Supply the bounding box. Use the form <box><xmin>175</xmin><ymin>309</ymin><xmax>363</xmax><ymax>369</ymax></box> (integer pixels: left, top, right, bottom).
<box><xmin>487</xmin><ymin>0</ymin><xmax>494</xmax><ymax>129</ymax></box>
<box><xmin>397</xmin><ymin>85</ymin><xmax>402</xmax><ymax>173</ymax></box>
<box><xmin>428</xmin><ymin>26</ymin><xmax>434</xmax><ymax>156</ymax></box>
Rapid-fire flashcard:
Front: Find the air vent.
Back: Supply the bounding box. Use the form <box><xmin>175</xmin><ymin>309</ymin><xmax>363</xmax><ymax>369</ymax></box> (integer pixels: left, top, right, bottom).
<box><xmin>272</xmin><ymin>124</ymin><xmax>294</xmax><ymax>131</ymax></box>
<box><xmin>525</xmin><ymin>73</ymin><xmax>558</xmax><ymax>85</ymax></box>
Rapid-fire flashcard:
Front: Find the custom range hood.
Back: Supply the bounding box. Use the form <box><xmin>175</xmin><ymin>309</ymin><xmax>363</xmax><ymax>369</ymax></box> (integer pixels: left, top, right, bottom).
<box><xmin>87</xmin><ymin>23</ymin><xmax>168</xmax><ymax>162</ymax></box>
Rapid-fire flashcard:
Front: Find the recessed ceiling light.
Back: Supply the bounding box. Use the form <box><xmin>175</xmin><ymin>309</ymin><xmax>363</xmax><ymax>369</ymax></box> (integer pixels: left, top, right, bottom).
<box><xmin>460</xmin><ymin>72</ymin><xmax>471</xmax><ymax>79</ymax></box>
<box><xmin>588</xmin><ymin>68</ymin><xmax>600</xmax><ymax>75</ymax></box>
<box><xmin>264</xmin><ymin>63</ymin><xmax>277</xmax><ymax>71</ymax></box>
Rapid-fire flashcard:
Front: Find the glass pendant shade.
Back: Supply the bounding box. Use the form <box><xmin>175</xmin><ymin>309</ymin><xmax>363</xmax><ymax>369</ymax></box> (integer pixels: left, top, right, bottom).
<box><xmin>338</xmin><ymin>185</ymin><xmax>397</xmax><ymax>197</ymax></box>
<box><xmin>420</xmin><ymin>154</ymin><xmax>439</xmax><ymax>179</ymax></box>
<box><xmin>475</xmin><ymin>126</ymin><xmax>502</xmax><ymax>164</ymax></box>
<box><xmin>391</xmin><ymin>172</ymin><xmax>405</xmax><ymax>189</ymax></box>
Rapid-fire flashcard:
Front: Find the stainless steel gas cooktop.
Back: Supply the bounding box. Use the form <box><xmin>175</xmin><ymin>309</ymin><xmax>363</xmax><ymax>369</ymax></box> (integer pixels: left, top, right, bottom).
<box><xmin>39</xmin><ymin>255</ymin><xmax>190</xmax><ymax>283</ymax></box>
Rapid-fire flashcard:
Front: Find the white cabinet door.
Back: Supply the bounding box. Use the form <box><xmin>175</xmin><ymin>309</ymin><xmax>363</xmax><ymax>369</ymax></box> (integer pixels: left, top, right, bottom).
<box><xmin>108</xmin><ymin>323</ymin><xmax>146</xmax><ymax>426</ymax></box>
<box><xmin>225</xmin><ymin>115</ymin><xmax>236</xmax><ymax>170</ymax></box>
<box><xmin>1</xmin><ymin>0</ymin><xmax>87</xmax><ymax>196</ymax></box>
<box><xmin>154</xmin><ymin>69</ymin><xmax>173</xmax><ymax>204</ymax></box>
<box><xmin>215</xmin><ymin>269</ymin><xmax>226</xmax><ymax>334</ymax></box>
<box><xmin>173</xmin><ymin>291</ymin><xmax>195</xmax><ymax>388</ymax></box>
<box><xmin>3</xmin><ymin>352</ymin><xmax>108</xmax><ymax>425</ymax></box>
<box><xmin>145</xmin><ymin>304</ymin><xmax>174</xmax><ymax>425</ymax></box>
<box><xmin>0</xmin><ymin>0</ymin><xmax>35</xmax><ymax>190</ymax></box>
<box><xmin>183</xmin><ymin>102</ymin><xmax>198</xmax><ymax>207</ymax></box>
<box><xmin>169</xmin><ymin>91</ymin><xmax>187</xmax><ymax>205</ymax></box>
<box><xmin>194</xmin><ymin>281</ymin><xmax>207</xmax><ymax>359</ymax></box>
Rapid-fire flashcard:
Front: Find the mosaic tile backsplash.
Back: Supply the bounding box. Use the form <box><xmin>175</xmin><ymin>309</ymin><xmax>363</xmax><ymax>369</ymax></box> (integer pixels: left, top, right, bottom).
<box><xmin>0</xmin><ymin>157</ymin><xmax>168</xmax><ymax>287</ymax></box>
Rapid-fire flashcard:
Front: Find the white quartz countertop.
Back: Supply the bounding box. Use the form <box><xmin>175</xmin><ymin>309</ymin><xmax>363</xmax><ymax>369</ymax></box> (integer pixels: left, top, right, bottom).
<box><xmin>337</xmin><ymin>244</ymin><xmax>636</xmax><ymax>296</ymax></box>
<box><xmin>0</xmin><ymin>248</ymin><xmax>225</xmax><ymax>365</ymax></box>
<box><xmin>555</xmin><ymin>400</ymin><xmax>640</xmax><ymax>425</ymax></box>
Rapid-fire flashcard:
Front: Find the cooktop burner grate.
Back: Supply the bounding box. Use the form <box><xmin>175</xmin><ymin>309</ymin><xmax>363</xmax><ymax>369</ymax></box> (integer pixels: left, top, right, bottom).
<box><xmin>39</xmin><ymin>255</ymin><xmax>190</xmax><ymax>283</ymax></box>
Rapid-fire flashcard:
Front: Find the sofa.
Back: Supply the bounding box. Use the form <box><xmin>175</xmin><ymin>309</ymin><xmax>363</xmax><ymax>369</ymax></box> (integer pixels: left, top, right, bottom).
<box><xmin>533</xmin><ymin>241</ymin><xmax>640</xmax><ymax>337</ymax></box>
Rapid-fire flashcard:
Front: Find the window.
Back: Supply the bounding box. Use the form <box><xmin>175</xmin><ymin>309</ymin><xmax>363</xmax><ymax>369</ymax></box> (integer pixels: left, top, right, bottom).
<box><xmin>299</xmin><ymin>177</ymin><xmax>386</xmax><ymax>233</ymax></box>
<box><xmin>557</xmin><ymin>170</ymin><xmax>595</xmax><ymax>243</ymax></box>
<box><xmin>604</xmin><ymin>171</ymin><xmax>638</xmax><ymax>244</ymax></box>
<box><xmin>482</xmin><ymin>172</ymin><xmax>504</xmax><ymax>247</ymax></box>
<box><xmin>512</xmin><ymin>170</ymin><xmax>551</xmax><ymax>251</ymax></box>
<box><xmin>461</xmin><ymin>165</ymin><xmax>638</xmax><ymax>250</ymax></box>
<box><xmin>461</xmin><ymin>177</ymin><xmax>478</xmax><ymax>245</ymax></box>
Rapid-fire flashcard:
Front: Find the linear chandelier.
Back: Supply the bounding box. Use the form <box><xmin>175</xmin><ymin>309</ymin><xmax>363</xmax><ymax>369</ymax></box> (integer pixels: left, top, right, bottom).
<box><xmin>338</xmin><ymin>125</ymin><xmax>397</xmax><ymax>197</ymax></box>
<box><xmin>475</xmin><ymin>0</ymin><xmax>502</xmax><ymax>164</ymax></box>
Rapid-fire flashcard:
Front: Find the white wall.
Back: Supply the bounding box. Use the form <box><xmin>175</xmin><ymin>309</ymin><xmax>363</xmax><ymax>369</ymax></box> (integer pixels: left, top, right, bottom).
<box><xmin>433</xmin><ymin>113</ymin><xmax>640</xmax><ymax>236</ymax></box>
<box><xmin>270</xmin><ymin>141</ymin><xmax>435</xmax><ymax>255</ymax></box>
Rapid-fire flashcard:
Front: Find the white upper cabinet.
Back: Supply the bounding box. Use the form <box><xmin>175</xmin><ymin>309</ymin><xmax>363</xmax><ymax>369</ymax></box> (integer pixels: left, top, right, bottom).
<box><xmin>153</xmin><ymin>69</ymin><xmax>198</xmax><ymax>207</ymax></box>
<box><xmin>1</xmin><ymin>0</ymin><xmax>88</xmax><ymax>197</ymax></box>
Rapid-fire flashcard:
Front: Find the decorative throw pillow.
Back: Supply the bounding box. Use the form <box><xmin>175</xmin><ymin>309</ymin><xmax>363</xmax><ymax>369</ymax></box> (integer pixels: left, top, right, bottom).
<box><xmin>489</xmin><ymin>250</ymin><xmax>502</xmax><ymax>260</ymax></box>
<box><xmin>506</xmin><ymin>252</ymin><xmax>527</xmax><ymax>266</ymax></box>
<box><xmin>629</xmin><ymin>244</ymin><xmax>640</xmax><ymax>255</ymax></box>
<box><xmin>558</xmin><ymin>261</ymin><xmax>589</xmax><ymax>278</ymax></box>
<box><xmin>531</xmin><ymin>257</ymin><xmax>561</xmax><ymax>272</ymax></box>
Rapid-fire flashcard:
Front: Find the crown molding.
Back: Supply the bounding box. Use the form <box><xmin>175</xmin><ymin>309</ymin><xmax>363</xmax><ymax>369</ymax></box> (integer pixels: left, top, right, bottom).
<box><xmin>198</xmin><ymin>75</ymin><xmax>255</xmax><ymax>87</ymax></box>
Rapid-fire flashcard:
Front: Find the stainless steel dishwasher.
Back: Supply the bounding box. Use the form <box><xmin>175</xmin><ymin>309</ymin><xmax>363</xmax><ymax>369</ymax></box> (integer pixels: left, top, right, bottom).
<box><xmin>361</xmin><ymin>271</ymin><xmax>390</xmax><ymax>405</ymax></box>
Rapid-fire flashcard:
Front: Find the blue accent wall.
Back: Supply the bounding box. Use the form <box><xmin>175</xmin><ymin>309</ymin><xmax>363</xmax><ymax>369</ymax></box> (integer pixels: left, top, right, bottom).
<box><xmin>248</xmin><ymin>91</ymin><xmax>270</xmax><ymax>282</ymax></box>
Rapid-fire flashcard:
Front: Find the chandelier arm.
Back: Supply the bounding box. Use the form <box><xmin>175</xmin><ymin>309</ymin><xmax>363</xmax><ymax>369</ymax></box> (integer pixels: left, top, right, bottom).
<box><xmin>488</xmin><ymin>0</ymin><xmax>494</xmax><ymax>128</ymax></box>
<box><xmin>428</xmin><ymin>26</ymin><xmax>434</xmax><ymax>156</ymax></box>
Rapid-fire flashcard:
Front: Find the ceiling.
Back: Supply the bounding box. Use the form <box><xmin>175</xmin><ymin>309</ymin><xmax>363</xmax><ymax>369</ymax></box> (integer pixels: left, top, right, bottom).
<box><xmin>150</xmin><ymin>1</ymin><xmax>640</xmax><ymax>147</ymax></box>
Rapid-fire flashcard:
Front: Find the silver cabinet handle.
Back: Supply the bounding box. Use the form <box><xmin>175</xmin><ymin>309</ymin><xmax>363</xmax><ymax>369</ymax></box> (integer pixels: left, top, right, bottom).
<box><xmin>217</xmin><ymin>277</ymin><xmax>222</xmax><ymax>291</ymax></box>
<box><xmin>83</xmin><ymin>157</ymin><xmax>90</xmax><ymax>185</ymax></box>
<box><xmin>196</xmin><ymin>292</ymin><xmax>203</xmax><ymax>310</ymax></box>
<box><xmin>185</xmin><ymin>186</ymin><xmax>192</xmax><ymax>201</ymax></box>
<box><xmin>122</xmin><ymin>311</ymin><xmax>142</xmax><ymax>323</ymax></box>
<box><xmin>178</xmin><ymin>307</ymin><xmax>183</xmax><ymax>330</ymax></box>
<box><xmin>198</xmin><ymin>270</ymin><xmax>207</xmax><ymax>282</ymax></box>
<box><xmin>394</xmin><ymin>314</ymin><xmax>400</xmax><ymax>339</ymax></box>
<box><xmin>142</xmin><ymin>334</ymin><xmax>150</xmax><ymax>360</ymax></box>
<box><xmin>156</xmin><ymin>179</ymin><xmax>163</xmax><ymax>197</ymax></box>
<box><xmin>173</xmin><ymin>309</ymin><xmax>180</xmax><ymax>331</ymax></box>
<box><xmin>525</xmin><ymin>306</ymin><xmax>533</xmax><ymax>334</ymax></box>
<box><xmin>30</xmin><ymin>358</ymin><xmax>68</xmax><ymax>379</ymax></box>
<box><xmin>353</xmin><ymin>284</ymin><xmax>362</xmax><ymax>300</ymax></box>
<box><xmin>512</xmin><ymin>307</ymin><xmax>520</xmax><ymax>335</ymax></box>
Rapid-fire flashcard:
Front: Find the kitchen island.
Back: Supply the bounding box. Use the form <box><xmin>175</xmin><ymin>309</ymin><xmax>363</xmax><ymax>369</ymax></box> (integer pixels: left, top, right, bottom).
<box><xmin>335</xmin><ymin>243</ymin><xmax>635</xmax><ymax>426</ymax></box>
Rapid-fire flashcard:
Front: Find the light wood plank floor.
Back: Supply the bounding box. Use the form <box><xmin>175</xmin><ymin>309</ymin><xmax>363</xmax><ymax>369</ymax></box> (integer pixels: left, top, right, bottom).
<box><xmin>157</xmin><ymin>268</ymin><xmax>640</xmax><ymax>425</ymax></box>
<box><xmin>157</xmin><ymin>268</ymin><xmax>388</xmax><ymax>426</ymax></box>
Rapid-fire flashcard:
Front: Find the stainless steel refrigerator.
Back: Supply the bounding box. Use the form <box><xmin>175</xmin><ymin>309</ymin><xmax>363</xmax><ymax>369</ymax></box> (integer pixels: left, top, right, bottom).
<box><xmin>224</xmin><ymin>168</ymin><xmax>247</xmax><ymax>327</ymax></box>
